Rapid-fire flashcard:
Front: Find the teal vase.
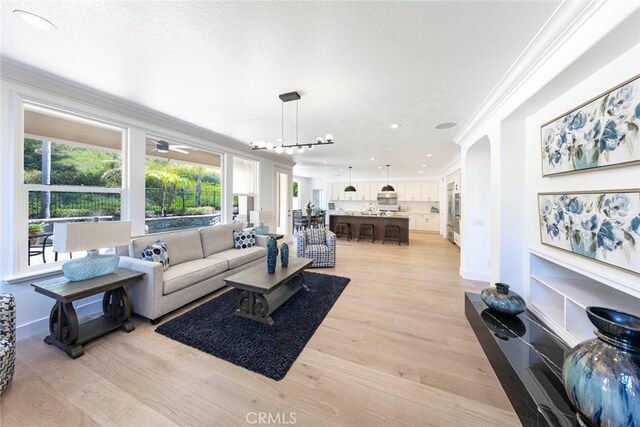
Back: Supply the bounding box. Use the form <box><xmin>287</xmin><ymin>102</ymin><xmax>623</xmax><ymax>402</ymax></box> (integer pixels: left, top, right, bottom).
<box><xmin>562</xmin><ymin>307</ymin><xmax>640</xmax><ymax>426</ymax></box>
<box><xmin>267</xmin><ymin>238</ymin><xmax>277</xmax><ymax>274</ymax></box>
<box><xmin>281</xmin><ymin>243</ymin><xmax>289</xmax><ymax>267</ymax></box>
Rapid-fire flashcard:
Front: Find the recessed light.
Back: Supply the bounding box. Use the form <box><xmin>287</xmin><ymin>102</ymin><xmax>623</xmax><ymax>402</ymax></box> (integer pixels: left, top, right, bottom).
<box><xmin>276</xmin><ymin>138</ymin><xmax>284</xmax><ymax>142</ymax></box>
<box><xmin>421</xmin><ymin>164</ymin><xmax>426</xmax><ymax>167</ymax></box>
<box><xmin>426</xmin><ymin>154</ymin><xmax>433</xmax><ymax>157</ymax></box>
<box><xmin>435</xmin><ymin>122</ymin><xmax>457</xmax><ymax>130</ymax></box>
<box><xmin>13</xmin><ymin>9</ymin><xmax>58</xmax><ymax>30</ymax></box>
<box><xmin>377</xmin><ymin>166</ymin><xmax>382</xmax><ymax>169</ymax></box>
<box><xmin>339</xmin><ymin>168</ymin><xmax>343</xmax><ymax>171</ymax></box>
<box><xmin>370</xmin><ymin>157</ymin><xmax>375</xmax><ymax>161</ymax></box>
<box><xmin>390</xmin><ymin>124</ymin><xmax>401</xmax><ymax>129</ymax></box>
<box><xmin>323</xmin><ymin>160</ymin><xmax>328</xmax><ymax>164</ymax></box>
<box><xmin>419</xmin><ymin>171</ymin><xmax>423</xmax><ymax>174</ymax></box>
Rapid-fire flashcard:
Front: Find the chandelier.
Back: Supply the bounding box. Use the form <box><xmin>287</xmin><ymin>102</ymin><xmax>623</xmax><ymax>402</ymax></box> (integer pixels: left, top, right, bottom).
<box><xmin>250</xmin><ymin>91</ymin><xmax>334</xmax><ymax>154</ymax></box>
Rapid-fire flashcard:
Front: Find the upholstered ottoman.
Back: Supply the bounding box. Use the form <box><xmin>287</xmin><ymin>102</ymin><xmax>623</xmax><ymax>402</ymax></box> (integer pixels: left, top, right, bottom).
<box><xmin>0</xmin><ymin>293</ymin><xmax>16</xmax><ymax>393</ymax></box>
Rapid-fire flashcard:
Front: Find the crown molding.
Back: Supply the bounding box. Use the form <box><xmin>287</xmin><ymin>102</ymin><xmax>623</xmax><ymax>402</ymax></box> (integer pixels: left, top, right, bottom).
<box><xmin>0</xmin><ymin>57</ymin><xmax>295</xmax><ymax>166</ymax></box>
<box><xmin>453</xmin><ymin>0</ymin><xmax>608</xmax><ymax>146</ymax></box>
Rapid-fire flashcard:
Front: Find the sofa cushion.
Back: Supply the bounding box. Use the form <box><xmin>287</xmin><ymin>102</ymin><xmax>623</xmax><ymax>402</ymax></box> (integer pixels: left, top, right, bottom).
<box><xmin>131</xmin><ymin>229</ymin><xmax>204</xmax><ymax>266</ymax></box>
<box><xmin>163</xmin><ymin>258</ymin><xmax>228</xmax><ymax>295</ymax></box>
<box><xmin>207</xmin><ymin>246</ymin><xmax>267</xmax><ymax>270</ymax></box>
<box><xmin>233</xmin><ymin>229</ymin><xmax>256</xmax><ymax>249</ymax></box>
<box><xmin>306</xmin><ymin>229</ymin><xmax>326</xmax><ymax>245</ymax></box>
<box><xmin>200</xmin><ymin>223</ymin><xmax>243</xmax><ymax>258</ymax></box>
<box><xmin>141</xmin><ymin>240</ymin><xmax>170</xmax><ymax>270</ymax></box>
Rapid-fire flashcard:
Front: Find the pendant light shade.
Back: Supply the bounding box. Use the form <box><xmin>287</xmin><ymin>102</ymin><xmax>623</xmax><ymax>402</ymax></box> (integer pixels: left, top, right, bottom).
<box><xmin>344</xmin><ymin>166</ymin><xmax>356</xmax><ymax>192</ymax></box>
<box><xmin>381</xmin><ymin>165</ymin><xmax>395</xmax><ymax>192</ymax></box>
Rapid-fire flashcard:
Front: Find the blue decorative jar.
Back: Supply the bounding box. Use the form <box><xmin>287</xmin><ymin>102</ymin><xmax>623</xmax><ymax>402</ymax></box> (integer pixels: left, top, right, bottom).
<box><xmin>280</xmin><ymin>243</ymin><xmax>289</xmax><ymax>268</ymax></box>
<box><xmin>267</xmin><ymin>237</ymin><xmax>277</xmax><ymax>274</ymax></box>
<box><xmin>562</xmin><ymin>307</ymin><xmax>640</xmax><ymax>427</ymax></box>
<box><xmin>480</xmin><ymin>283</ymin><xmax>526</xmax><ymax>315</ymax></box>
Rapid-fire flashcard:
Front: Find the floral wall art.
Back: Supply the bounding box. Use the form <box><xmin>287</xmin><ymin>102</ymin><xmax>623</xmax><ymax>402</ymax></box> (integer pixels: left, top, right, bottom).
<box><xmin>538</xmin><ymin>191</ymin><xmax>640</xmax><ymax>274</ymax></box>
<box><xmin>541</xmin><ymin>75</ymin><xmax>640</xmax><ymax>176</ymax></box>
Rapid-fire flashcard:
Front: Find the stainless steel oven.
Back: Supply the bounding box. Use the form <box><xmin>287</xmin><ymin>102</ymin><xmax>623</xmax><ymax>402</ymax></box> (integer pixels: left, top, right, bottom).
<box><xmin>454</xmin><ymin>193</ymin><xmax>461</xmax><ymax>216</ymax></box>
<box><xmin>377</xmin><ymin>192</ymin><xmax>398</xmax><ymax>211</ymax></box>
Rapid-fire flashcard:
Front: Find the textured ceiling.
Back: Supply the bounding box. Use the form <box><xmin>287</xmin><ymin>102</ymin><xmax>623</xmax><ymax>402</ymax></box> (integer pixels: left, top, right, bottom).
<box><xmin>1</xmin><ymin>1</ymin><xmax>559</xmax><ymax>178</ymax></box>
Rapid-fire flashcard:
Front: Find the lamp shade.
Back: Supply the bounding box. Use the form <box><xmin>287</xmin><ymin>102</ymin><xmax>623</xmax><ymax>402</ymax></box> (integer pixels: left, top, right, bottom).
<box><xmin>53</xmin><ymin>221</ymin><xmax>131</xmax><ymax>253</ymax></box>
<box><xmin>344</xmin><ymin>185</ymin><xmax>356</xmax><ymax>192</ymax></box>
<box><xmin>381</xmin><ymin>184</ymin><xmax>395</xmax><ymax>192</ymax></box>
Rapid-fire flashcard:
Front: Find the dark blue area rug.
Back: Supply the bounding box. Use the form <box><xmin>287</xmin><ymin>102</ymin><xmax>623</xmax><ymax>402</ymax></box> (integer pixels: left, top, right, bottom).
<box><xmin>155</xmin><ymin>271</ymin><xmax>350</xmax><ymax>380</ymax></box>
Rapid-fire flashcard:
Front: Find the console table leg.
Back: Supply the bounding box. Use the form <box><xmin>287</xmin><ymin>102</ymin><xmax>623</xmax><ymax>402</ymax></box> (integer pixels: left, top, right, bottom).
<box><xmin>44</xmin><ymin>301</ymin><xmax>84</xmax><ymax>359</ymax></box>
<box><xmin>103</xmin><ymin>287</ymin><xmax>135</xmax><ymax>333</ymax></box>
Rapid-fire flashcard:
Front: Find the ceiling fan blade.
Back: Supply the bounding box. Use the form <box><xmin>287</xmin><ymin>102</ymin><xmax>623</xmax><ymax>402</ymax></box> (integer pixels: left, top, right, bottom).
<box><xmin>171</xmin><ymin>145</ymin><xmax>191</xmax><ymax>149</ymax></box>
<box><xmin>170</xmin><ymin>147</ymin><xmax>189</xmax><ymax>154</ymax></box>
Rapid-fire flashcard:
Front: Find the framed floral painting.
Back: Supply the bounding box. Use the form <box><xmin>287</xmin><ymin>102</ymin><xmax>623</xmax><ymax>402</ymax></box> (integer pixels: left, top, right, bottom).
<box><xmin>540</xmin><ymin>75</ymin><xmax>640</xmax><ymax>176</ymax></box>
<box><xmin>538</xmin><ymin>191</ymin><xmax>640</xmax><ymax>274</ymax></box>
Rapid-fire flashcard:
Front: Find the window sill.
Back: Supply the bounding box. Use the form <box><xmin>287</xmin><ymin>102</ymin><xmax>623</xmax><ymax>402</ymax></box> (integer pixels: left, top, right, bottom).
<box><xmin>4</xmin><ymin>266</ymin><xmax>64</xmax><ymax>284</ymax></box>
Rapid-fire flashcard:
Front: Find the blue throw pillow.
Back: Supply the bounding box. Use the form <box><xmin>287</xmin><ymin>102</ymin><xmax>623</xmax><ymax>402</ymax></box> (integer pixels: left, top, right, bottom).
<box><xmin>233</xmin><ymin>230</ymin><xmax>256</xmax><ymax>249</ymax></box>
<box><xmin>141</xmin><ymin>240</ymin><xmax>170</xmax><ymax>270</ymax></box>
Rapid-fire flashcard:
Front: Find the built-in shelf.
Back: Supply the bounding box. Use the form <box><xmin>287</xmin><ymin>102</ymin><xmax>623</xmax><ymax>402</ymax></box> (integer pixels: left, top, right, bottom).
<box><xmin>528</xmin><ymin>252</ymin><xmax>640</xmax><ymax>347</ymax></box>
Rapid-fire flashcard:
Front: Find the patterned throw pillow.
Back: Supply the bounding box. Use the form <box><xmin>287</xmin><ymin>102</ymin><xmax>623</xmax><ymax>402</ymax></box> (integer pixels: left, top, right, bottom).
<box><xmin>306</xmin><ymin>228</ymin><xmax>326</xmax><ymax>245</ymax></box>
<box><xmin>141</xmin><ymin>240</ymin><xmax>170</xmax><ymax>270</ymax></box>
<box><xmin>234</xmin><ymin>230</ymin><xmax>256</xmax><ymax>249</ymax></box>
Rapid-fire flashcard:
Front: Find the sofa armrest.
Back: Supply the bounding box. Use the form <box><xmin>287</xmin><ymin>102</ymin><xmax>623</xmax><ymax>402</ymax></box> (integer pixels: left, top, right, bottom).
<box><xmin>118</xmin><ymin>256</ymin><xmax>164</xmax><ymax>321</ymax></box>
<box><xmin>295</xmin><ymin>232</ymin><xmax>307</xmax><ymax>258</ymax></box>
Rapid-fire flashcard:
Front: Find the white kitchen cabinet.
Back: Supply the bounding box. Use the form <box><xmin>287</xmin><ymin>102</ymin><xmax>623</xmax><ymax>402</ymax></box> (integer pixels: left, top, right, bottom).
<box><xmin>329</xmin><ymin>182</ymin><xmax>344</xmax><ymax>201</ymax></box>
<box><xmin>421</xmin><ymin>181</ymin><xmax>439</xmax><ymax>202</ymax></box>
<box><xmin>395</xmin><ymin>182</ymin><xmax>406</xmax><ymax>199</ymax></box>
<box><xmin>415</xmin><ymin>214</ymin><xmax>429</xmax><ymax>231</ymax></box>
<box><xmin>344</xmin><ymin>183</ymin><xmax>358</xmax><ymax>201</ymax></box>
<box><xmin>427</xmin><ymin>214</ymin><xmax>440</xmax><ymax>232</ymax></box>
<box><xmin>409</xmin><ymin>214</ymin><xmax>417</xmax><ymax>229</ymax></box>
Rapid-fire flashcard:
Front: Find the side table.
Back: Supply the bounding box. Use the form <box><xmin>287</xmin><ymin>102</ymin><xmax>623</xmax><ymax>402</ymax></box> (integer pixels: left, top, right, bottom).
<box><xmin>32</xmin><ymin>268</ymin><xmax>144</xmax><ymax>359</ymax></box>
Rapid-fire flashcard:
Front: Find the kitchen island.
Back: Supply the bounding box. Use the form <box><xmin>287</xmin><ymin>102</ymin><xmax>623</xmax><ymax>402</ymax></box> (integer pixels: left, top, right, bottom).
<box><xmin>329</xmin><ymin>214</ymin><xmax>410</xmax><ymax>245</ymax></box>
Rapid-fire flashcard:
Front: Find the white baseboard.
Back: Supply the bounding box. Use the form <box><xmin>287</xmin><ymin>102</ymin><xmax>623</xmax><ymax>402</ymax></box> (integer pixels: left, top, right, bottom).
<box><xmin>16</xmin><ymin>298</ymin><xmax>103</xmax><ymax>341</ymax></box>
<box><xmin>460</xmin><ymin>268</ymin><xmax>490</xmax><ymax>283</ymax></box>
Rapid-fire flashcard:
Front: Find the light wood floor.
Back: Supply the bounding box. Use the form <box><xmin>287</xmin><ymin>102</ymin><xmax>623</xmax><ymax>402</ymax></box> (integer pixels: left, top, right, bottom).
<box><xmin>0</xmin><ymin>232</ymin><xmax>520</xmax><ymax>427</ymax></box>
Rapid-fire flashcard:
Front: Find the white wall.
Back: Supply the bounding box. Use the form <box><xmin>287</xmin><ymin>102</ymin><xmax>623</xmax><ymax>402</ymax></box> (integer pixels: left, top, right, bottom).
<box><xmin>294</xmin><ymin>175</ymin><xmax>313</xmax><ymax>209</ymax></box>
<box><xmin>525</xmin><ymin>42</ymin><xmax>640</xmax><ymax>297</ymax></box>
<box><xmin>0</xmin><ymin>67</ymin><xmax>293</xmax><ymax>340</ymax></box>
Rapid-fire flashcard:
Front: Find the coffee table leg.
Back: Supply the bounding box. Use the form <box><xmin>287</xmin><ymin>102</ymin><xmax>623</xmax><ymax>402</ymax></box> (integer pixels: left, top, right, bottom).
<box><xmin>44</xmin><ymin>301</ymin><xmax>84</xmax><ymax>359</ymax></box>
<box><xmin>235</xmin><ymin>291</ymin><xmax>274</xmax><ymax>325</ymax></box>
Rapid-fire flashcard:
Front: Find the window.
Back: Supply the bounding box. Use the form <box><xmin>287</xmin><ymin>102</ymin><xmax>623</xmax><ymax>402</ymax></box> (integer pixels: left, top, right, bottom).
<box><xmin>23</xmin><ymin>103</ymin><xmax>125</xmax><ymax>270</ymax></box>
<box><xmin>145</xmin><ymin>137</ymin><xmax>222</xmax><ymax>233</ymax></box>
<box><xmin>232</xmin><ymin>157</ymin><xmax>258</xmax><ymax>223</ymax></box>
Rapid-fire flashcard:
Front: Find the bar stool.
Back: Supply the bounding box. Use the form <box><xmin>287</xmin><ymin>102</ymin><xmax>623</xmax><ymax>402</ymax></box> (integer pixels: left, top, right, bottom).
<box><xmin>357</xmin><ymin>223</ymin><xmax>375</xmax><ymax>243</ymax></box>
<box><xmin>383</xmin><ymin>225</ymin><xmax>401</xmax><ymax>245</ymax></box>
<box><xmin>334</xmin><ymin>223</ymin><xmax>352</xmax><ymax>241</ymax></box>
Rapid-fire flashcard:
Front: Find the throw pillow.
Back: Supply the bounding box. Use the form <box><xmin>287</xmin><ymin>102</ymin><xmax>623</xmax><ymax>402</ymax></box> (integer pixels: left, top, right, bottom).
<box><xmin>306</xmin><ymin>228</ymin><xmax>326</xmax><ymax>245</ymax></box>
<box><xmin>234</xmin><ymin>230</ymin><xmax>256</xmax><ymax>249</ymax></box>
<box><xmin>141</xmin><ymin>240</ymin><xmax>170</xmax><ymax>270</ymax></box>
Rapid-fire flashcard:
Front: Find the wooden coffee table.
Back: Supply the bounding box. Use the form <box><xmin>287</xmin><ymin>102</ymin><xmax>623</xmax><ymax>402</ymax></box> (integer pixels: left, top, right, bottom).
<box><xmin>224</xmin><ymin>256</ymin><xmax>313</xmax><ymax>325</ymax></box>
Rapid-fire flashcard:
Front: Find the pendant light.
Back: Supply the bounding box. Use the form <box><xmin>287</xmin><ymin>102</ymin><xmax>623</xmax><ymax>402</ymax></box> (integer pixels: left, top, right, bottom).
<box><xmin>381</xmin><ymin>164</ymin><xmax>395</xmax><ymax>192</ymax></box>
<box><xmin>344</xmin><ymin>166</ymin><xmax>356</xmax><ymax>192</ymax></box>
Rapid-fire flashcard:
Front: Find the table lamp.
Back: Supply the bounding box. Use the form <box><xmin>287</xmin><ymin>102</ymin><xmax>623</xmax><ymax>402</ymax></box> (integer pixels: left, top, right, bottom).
<box><xmin>250</xmin><ymin>210</ymin><xmax>272</xmax><ymax>235</ymax></box>
<box><xmin>53</xmin><ymin>221</ymin><xmax>131</xmax><ymax>281</ymax></box>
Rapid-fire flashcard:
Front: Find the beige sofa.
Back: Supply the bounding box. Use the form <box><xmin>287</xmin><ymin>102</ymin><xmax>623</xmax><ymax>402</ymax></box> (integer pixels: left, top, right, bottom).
<box><xmin>118</xmin><ymin>223</ymin><xmax>267</xmax><ymax>323</ymax></box>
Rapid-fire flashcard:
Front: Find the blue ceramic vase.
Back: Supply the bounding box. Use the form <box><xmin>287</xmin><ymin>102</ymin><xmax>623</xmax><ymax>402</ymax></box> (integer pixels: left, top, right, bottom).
<box><xmin>480</xmin><ymin>283</ymin><xmax>526</xmax><ymax>315</ymax></box>
<box><xmin>280</xmin><ymin>243</ymin><xmax>289</xmax><ymax>267</ymax></box>
<box><xmin>562</xmin><ymin>307</ymin><xmax>640</xmax><ymax>426</ymax></box>
<box><xmin>267</xmin><ymin>237</ymin><xmax>277</xmax><ymax>274</ymax></box>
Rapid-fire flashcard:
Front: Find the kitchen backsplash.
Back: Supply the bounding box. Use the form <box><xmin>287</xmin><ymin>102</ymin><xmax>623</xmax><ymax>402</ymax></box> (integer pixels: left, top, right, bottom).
<box><xmin>331</xmin><ymin>200</ymin><xmax>440</xmax><ymax>213</ymax></box>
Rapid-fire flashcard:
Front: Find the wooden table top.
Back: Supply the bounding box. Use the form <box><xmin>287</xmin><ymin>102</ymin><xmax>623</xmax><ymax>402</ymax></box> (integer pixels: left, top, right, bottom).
<box><xmin>224</xmin><ymin>256</ymin><xmax>313</xmax><ymax>294</ymax></box>
<box><xmin>32</xmin><ymin>268</ymin><xmax>145</xmax><ymax>303</ymax></box>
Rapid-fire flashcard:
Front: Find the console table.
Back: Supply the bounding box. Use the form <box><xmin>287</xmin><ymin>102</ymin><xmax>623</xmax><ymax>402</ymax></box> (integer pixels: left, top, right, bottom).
<box><xmin>32</xmin><ymin>268</ymin><xmax>145</xmax><ymax>359</ymax></box>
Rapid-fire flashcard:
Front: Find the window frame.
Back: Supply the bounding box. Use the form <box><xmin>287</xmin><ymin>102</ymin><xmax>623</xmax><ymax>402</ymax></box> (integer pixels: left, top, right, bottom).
<box><xmin>17</xmin><ymin>100</ymin><xmax>127</xmax><ymax>275</ymax></box>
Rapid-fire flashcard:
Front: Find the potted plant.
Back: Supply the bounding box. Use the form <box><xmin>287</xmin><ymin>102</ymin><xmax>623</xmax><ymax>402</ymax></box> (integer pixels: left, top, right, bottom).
<box><xmin>305</xmin><ymin>201</ymin><xmax>315</xmax><ymax>216</ymax></box>
<box><xmin>28</xmin><ymin>223</ymin><xmax>44</xmax><ymax>235</ymax></box>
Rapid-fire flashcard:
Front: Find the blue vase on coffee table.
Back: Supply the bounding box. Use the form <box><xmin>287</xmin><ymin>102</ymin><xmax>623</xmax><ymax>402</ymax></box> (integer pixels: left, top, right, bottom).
<box><xmin>267</xmin><ymin>237</ymin><xmax>277</xmax><ymax>274</ymax></box>
<box><xmin>480</xmin><ymin>283</ymin><xmax>526</xmax><ymax>315</ymax></box>
<box><xmin>281</xmin><ymin>243</ymin><xmax>289</xmax><ymax>267</ymax></box>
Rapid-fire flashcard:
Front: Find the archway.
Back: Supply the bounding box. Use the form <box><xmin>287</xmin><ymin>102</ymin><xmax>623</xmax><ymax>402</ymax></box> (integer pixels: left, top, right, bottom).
<box><xmin>461</xmin><ymin>136</ymin><xmax>492</xmax><ymax>281</ymax></box>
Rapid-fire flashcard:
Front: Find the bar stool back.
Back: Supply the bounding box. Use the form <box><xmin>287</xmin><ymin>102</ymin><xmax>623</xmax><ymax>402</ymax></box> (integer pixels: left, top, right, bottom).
<box><xmin>383</xmin><ymin>225</ymin><xmax>401</xmax><ymax>245</ymax></box>
<box><xmin>334</xmin><ymin>223</ymin><xmax>352</xmax><ymax>241</ymax></box>
<box><xmin>357</xmin><ymin>223</ymin><xmax>375</xmax><ymax>243</ymax></box>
